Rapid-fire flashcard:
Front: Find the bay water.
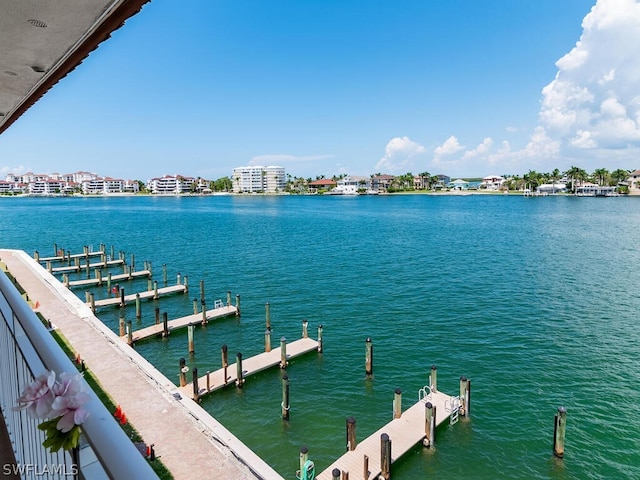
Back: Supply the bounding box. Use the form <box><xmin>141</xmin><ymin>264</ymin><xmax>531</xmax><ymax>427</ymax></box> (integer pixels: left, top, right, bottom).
<box><xmin>1</xmin><ymin>194</ymin><xmax>639</xmax><ymax>479</ymax></box>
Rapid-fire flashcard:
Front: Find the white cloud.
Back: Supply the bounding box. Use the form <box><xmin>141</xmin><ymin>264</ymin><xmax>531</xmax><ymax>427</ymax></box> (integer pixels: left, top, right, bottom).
<box><xmin>430</xmin><ymin>0</ymin><xmax>640</xmax><ymax>177</ymax></box>
<box><xmin>0</xmin><ymin>165</ymin><xmax>29</xmax><ymax>177</ymax></box>
<box><xmin>374</xmin><ymin>136</ymin><xmax>426</xmax><ymax>174</ymax></box>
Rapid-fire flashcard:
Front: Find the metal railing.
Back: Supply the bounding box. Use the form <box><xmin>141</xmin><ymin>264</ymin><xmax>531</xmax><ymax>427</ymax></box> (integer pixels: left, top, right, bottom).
<box><xmin>0</xmin><ymin>270</ymin><xmax>158</xmax><ymax>479</ymax></box>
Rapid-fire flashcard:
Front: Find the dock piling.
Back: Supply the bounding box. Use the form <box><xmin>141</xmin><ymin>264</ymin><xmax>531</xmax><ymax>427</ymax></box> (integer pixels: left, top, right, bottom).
<box><xmin>188</xmin><ymin>323</ymin><xmax>195</xmax><ymax>354</ymax></box>
<box><xmin>265</xmin><ymin>328</ymin><xmax>272</xmax><ymax>352</ymax></box>
<box><xmin>265</xmin><ymin>302</ymin><xmax>271</xmax><ymax>330</ymax></box>
<box><xmin>206</xmin><ymin>370</ymin><xmax>211</xmax><ymax>392</ymax></box>
<box><xmin>302</xmin><ymin>319</ymin><xmax>308</xmax><ymax>338</ymax></box>
<box><xmin>235</xmin><ymin>294</ymin><xmax>241</xmax><ymax>316</ymax></box>
<box><xmin>63</xmin><ymin>274</ymin><xmax>69</xmax><ymax>288</ymax></box>
<box><xmin>227</xmin><ymin>291</ymin><xmax>231</xmax><ymax>307</ymax></box>
<box><xmin>179</xmin><ymin>358</ymin><xmax>187</xmax><ymax>387</ymax></box>
<box><xmin>346</xmin><ymin>416</ymin><xmax>356</xmax><ymax>451</ymax></box>
<box><xmin>222</xmin><ymin>345</ymin><xmax>229</xmax><ymax>384</ymax></box>
<box><xmin>363</xmin><ymin>455</ymin><xmax>369</xmax><ymax>480</ymax></box>
<box><xmin>107</xmin><ymin>272</ymin><xmax>112</xmax><ymax>292</ymax></box>
<box><xmin>280</xmin><ymin>337</ymin><xmax>288</xmax><ymax>368</ymax></box>
<box><xmin>424</xmin><ymin>402</ymin><xmax>436</xmax><ymax>448</ymax></box>
<box><xmin>153</xmin><ymin>280</ymin><xmax>158</xmax><ymax>300</ymax></box>
<box><xmin>89</xmin><ymin>293</ymin><xmax>95</xmax><ymax>314</ymax></box>
<box><xmin>380</xmin><ymin>433</ymin><xmax>391</xmax><ymax>480</ymax></box>
<box><xmin>281</xmin><ymin>374</ymin><xmax>290</xmax><ymax>420</ymax></box>
<box><xmin>331</xmin><ymin>469</ymin><xmax>341</xmax><ymax>480</ymax></box>
<box><xmin>155</xmin><ymin>306</ymin><xmax>160</xmax><ymax>325</ymax></box>
<box><xmin>318</xmin><ymin>324</ymin><xmax>323</xmax><ymax>353</ymax></box>
<box><xmin>393</xmin><ymin>389</ymin><xmax>402</xmax><ymax>419</ymax></box>
<box><xmin>176</xmin><ymin>272</ymin><xmax>181</xmax><ymax>286</ymax></box>
<box><xmin>553</xmin><ymin>406</ymin><xmax>567</xmax><ymax>458</ymax></box>
<box><xmin>236</xmin><ymin>353</ymin><xmax>244</xmax><ymax>387</ymax></box>
<box><xmin>365</xmin><ymin>337</ymin><xmax>373</xmax><ymax>377</ymax></box>
<box><xmin>200</xmin><ymin>280</ymin><xmax>205</xmax><ymax>305</ymax></box>
<box><xmin>126</xmin><ymin>320</ymin><xmax>133</xmax><ymax>346</ymax></box>
<box><xmin>162</xmin><ymin>264</ymin><xmax>167</xmax><ymax>285</ymax></box>
<box><xmin>192</xmin><ymin>367</ymin><xmax>199</xmax><ymax>402</ymax></box>
<box><xmin>119</xmin><ymin>288</ymin><xmax>125</xmax><ymax>308</ymax></box>
<box><xmin>201</xmin><ymin>299</ymin><xmax>207</xmax><ymax>325</ymax></box>
<box><xmin>119</xmin><ymin>315</ymin><xmax>125</xmax><ymax>337</ymax></box>
<box><xmin>430</xmin><ymin>365</ymin><xmax>437</xmax><ymax>391</ymax></box>
<box><xmin>460</xmin><ymin>376</ymin><xmax>471</xmax><ymax>416</ymax></box>
<box><xmin>193</xmin><ymin>298</ymin><xmax>198</xmax><ymax>315</ymax></box>
<box><xmin>135</xmin><ymin>293</ymin><xmax>141</xmax><ymax>319</ymax></box>
<box><xmin>162</xmin><ymin>312</ymin><xmax>169</xmax><ymax>337</ymax></box>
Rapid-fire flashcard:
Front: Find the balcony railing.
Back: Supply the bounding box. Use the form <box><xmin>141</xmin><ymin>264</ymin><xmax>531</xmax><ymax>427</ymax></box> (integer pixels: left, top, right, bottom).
<box><xmin>0</xmin><ymin>270</ymin><xmax>158</xmax><ymax>479</ymax></box>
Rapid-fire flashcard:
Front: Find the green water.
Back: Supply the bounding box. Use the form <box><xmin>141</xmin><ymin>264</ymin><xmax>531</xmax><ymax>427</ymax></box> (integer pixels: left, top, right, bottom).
<box><xmin>2</xmin><ymin>194</ymin><xmax>639</xmax><ymax>479</ymax></box>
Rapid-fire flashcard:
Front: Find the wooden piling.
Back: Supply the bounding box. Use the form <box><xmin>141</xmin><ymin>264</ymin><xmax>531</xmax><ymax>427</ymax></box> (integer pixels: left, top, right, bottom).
<box><xmin>331</xmin><ymin>468</ymin><xmax>341</xmax><ymax>480</ymax></box>
<box><xmin>176</xmin><ymin>272</ymin><xmax>181</xmax><ymax>286</ymax></box>
<box><xmin>281</xmin><ymin>374</ymin><xmax>290</xmax><ymax>420</ymax></box>
<box><xmin>227</xmin><ymin>291</ymin><xmax>231</xmax><ymax>307</ymax></box>
<box><xmin>553</xmin><ymin>406</ymin><xmax>567</xmax><ymax>458</ymax></box>
<box><xmin>63</xmin><ymin>274</ymin><xmax>69</xmax><ymax>288</ymax></box>
<box><xmin>365</xmin><ymin>337</ymin><xmax>373</xmax><ymax>377</ymax></box>
<box><xmin>424</xmin><ymin>402</ymin><xmax>436</xmax><ymax>448</ymax></box>
<box><xmin>126</xmin><ymin>320</ymin><xmax>133</xmax><ymax>346</ymax></box>
<box><xmin>154</xmin><ymin>306</ymin><xmax>160</xmax><ymax>325</ymax></box>
<box><xmin>96</xmin><ymin>268</ymin><xmax>102</xmax><ymax>285</ymax></box>
<box><xmin>46</xmin><ymin>260</ymin><xmax>52</xmax><ymax>272</ymax></box>
<box><xmin>393</xmin><ymin>389</ymin><xmax>402</xmax><ymax>419</ymax></box>
<box><xmin>110</xmin><ymin>245</ymin><xmax>114</xmax><ymax>260</ymax></box>
<box><xmin>302</xmin><ymin>319</ymin><xmax>308</xmax><ymax>338</ymax></box>
<box><xmin>107</xmin><ymin>272</ymin><xmax>111</xmax><ymax>292</ymax></box>
<box><xmin>430</xmin><ymin>364</ymin><xmax>437</xmax><ymax>391</ymax></box>
<box><xmin>147</xmin><ymin>278</ymin><xmax>152</xmax><ymax>291</ymax></box>
<box><xmin>280</xmin><ymin>337</ymin><xmax>288</xmax><ymax>368</ymax></box>
<box><xmin>206</xmin><ymin>370</ymin><xmax>211</xmax><ymax>392</ymax></box>
<box><xmin>363</xmin><ymin>455</ymin><xmax>369</xmax><ymax>480</ymax></box>
<box><xmin>119</xmin><ymin>315</ymin><xmax>125</xmax><ymax>337</ymax></box>
<box><xmin>188</xmin><ymin>323</ymin><xmax>195</xmax><ymax>354</ymax></box>
<box><xmin>265</xmin><ymin>302</ymin><xmax>271</xmax><ymax>330</ymax></box>
<box><xmin>342</xmin><ymin>472</ymin><xmax>349</xmax><ymax>480</ymax></box>
<box><xmin>380</xmin><ymin>433</ymin><xmax>391</xmax><ymax>480</ymax></box>
<box><xmin>183</xmin><ymin>275</ymin><xmax>188</xmax><ymax>292</ymax></box>
<box><xmin>317</xmin><ymin>324</ymin><xmax>323</xmax><ymax>353</ymax></box>
<box><xmin>201</xmin><ymin>299</ymin><xmax>207</xmax><ymax>325</ymax></box>
<box><xmin>53</xmin><ymin>243</ymin><xmax>57</xmax><ymax>257</ymax></box>
<box><xmin>193</xmin><ymin>298</ymin><xmax>198</xmax><ymax>315</ymax></box>
<box><xmin>235</xmin><ymin>294</ymin><xmax>241</xmax><ymax>316</ymax></box>
<box><xmin>85</xmin><ymin>258</ymin><xmax>90</xmax><ymax>278</ymax></box>
<box><xmin>192</xmin><ymin>367</ymin><xmax>199</xmax><ymax>402</ymax></box>
<box><xmin>153</xmin><ymin>280</ymin><xmax>158</xmax><ymax>300</ymax></box>
<box><xmin>130</xmin><ymin>253</ymin><xmax>135</xmax><ymax>270</ymax></box>
<box><xmin>162</xmin><ymin>312</ymin><xmax>169</xmax><ymax>337</ymax></box>
<box><xmin>265</xmin><ymin>328</ymin><xmax>272</xmax><ymax>352</ymax></box>
<box><xmin>89</xmin><ymin>293</ymin><xmax>95</xmax><ymax>314</ymax></box>
<box><xmin>135</xmin><ymin>293</ymin><xmax>141</xmax><ymax>319</ymax></box>
<box><xmin>299</xmin><ymin>447</ymin><xmax>309</xmax><ymax>479</ymax></box>
<box><xmin>179</xmin><ymin>358</ymin><xmax>187</xmax><ymax>387</ymax></box>
<box><xmin>200</xmin><ymin>280</ymin><xmax>205</xmax><ymax>304</ymax></box>
<box><xmin>119</xmin><ymin>288</ymin><xmax>125</xmax><ymax>308</ymax></box>
<box><xmin>346</xmin><ymin>416</ymin><xmax>356</xmax><ymax>451</ymax></box>
<box><xmin>460</xmin><ymin>376</ymin><xmax>471</xmax><ymax>416</ymax></box>
<box><xmin>162</xmin><ymin>264</ymin><xmax>167</xmax><ymax>285</ymax></box>
<box><xmin>222</xmin><ymin>345</ymin><xmax>229</xmax><ymax>384</ymax></box>
<box><xmin>236</xmin><ymin>353</ymin><xmax>244</xmax><ymax>387</ymax></box>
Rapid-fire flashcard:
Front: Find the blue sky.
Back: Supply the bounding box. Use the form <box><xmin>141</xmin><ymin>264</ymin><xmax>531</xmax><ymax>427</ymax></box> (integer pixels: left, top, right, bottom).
<box><xmin>2</xmin><ymin>0</ymin><xmax>640</xmax><ymax>181</ymax></box>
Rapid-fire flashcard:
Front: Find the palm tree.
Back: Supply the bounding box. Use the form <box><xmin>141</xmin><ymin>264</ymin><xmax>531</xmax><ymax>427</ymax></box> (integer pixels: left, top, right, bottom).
<box><xmin>610</xmin><ymin>168</ymin><xmax>630</xmax><ymax>186</ymax></box>
<box><xmin>593</xmin><ymin>168</ymin><xmax>610</xmax><ymax>186</ymax></box>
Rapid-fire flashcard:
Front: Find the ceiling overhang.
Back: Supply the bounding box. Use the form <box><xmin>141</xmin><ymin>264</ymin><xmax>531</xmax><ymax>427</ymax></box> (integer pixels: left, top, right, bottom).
<box><xmin>0</xmin><ymin>0</ymin><xmax>151</xmax><ymax>135</ymax></box>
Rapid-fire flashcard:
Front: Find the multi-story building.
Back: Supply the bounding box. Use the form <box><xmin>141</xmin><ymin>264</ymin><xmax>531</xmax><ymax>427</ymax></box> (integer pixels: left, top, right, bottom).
<box><xmin>232</xmin><ymin>165</ymin><xmax>285</xmax><ymax>193</ymax></box>
<box><xmin>147</xmin><ymin>174</ymin><xmax>195</xmax><ymax>194</ymax></box>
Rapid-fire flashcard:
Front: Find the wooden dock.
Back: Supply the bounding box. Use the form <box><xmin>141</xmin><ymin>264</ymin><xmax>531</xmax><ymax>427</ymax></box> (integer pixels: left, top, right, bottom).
<box><xmin>51</xmin><ymin>259</ymin><xmax>125</xmax><ymax>273</ymax></box>
<box><xmin>68</xmin><ymin>269</ymin><xmax>151</xmax><ymax>287</ymax></box>
<box><xmin>179</xmin><ymin>337</ymin><xmax>320</xmax><ymax>400</ymax></box>
<box><xmin>90</xmin><ymin>284</ymin><xmax>187</xmax><ymax>308</ymax></box>
<box><xmin>38</xmin><ymin>250</ymin><xmax>105</xmax><ymax>262</ymax></box>
<box><xmin>126</xmin><ymin>304</ymin><xmax>238</xmax><ymax>342</ymax></box>
<box><xmin>316</xmin><ymin>388</ymin><xmax>459</xmax><ymax>480</ymax></box>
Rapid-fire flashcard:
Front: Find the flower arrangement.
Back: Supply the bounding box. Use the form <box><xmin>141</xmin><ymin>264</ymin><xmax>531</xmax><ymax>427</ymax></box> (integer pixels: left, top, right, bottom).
<box><xmin>15</xmin><ymin>370</ymin><xmax>90</xmax><ymax>452</ymax></box>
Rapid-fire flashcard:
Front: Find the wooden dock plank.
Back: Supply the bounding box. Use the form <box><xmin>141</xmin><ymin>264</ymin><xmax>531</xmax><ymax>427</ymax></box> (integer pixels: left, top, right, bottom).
<box><xmin>51</xmin><ymin>259</ymin><xmax>125</xmax><ymax>273</ymax></box>
<box><xmin>316</xmin><ymin>389</ymin><xmax>457</xmax><ymax>480</ymax></box>
<box><xmin>127</xmin><ymin>304</ymin><xmax>238</xmax><ymax>342</ymax></box>
<box><xmin>38</xmin><ymin>251</ymin><xmax>105</xmax><ymax>262</ymax></box>
<box><xmin>68</xmin><ymin>269</ymin><xmax>152</xmax><ymax>287</ymax></box>
<box><xmin>179</xmin><ymin>337</ymin><xmax>319</xmax><ymax>399</ymax></box>
<box><xmin>90</xmin><ymin>284</ymin><xmax>187</xmax><ymax>308</ymax></box>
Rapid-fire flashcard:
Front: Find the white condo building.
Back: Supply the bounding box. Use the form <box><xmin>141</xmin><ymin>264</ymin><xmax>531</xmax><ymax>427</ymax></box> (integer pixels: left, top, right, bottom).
<box><xmin>232</xmin><ymin>166</ymin><xmax>285</xmax><ymax>193</ymax></box>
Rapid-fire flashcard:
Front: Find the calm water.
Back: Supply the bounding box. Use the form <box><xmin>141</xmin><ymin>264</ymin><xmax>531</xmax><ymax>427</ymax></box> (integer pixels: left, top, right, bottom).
<box><xmin>2</xmin><ymin>194</ymin><xmax>639</xmax><ymax>479</ymax></box>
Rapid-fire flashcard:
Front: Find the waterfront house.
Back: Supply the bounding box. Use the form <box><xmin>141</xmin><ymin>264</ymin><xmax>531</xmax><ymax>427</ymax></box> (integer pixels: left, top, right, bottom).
<box><xmin>537</xmin><ymin>183</ymin><xmax>567</xmax><ymax>194</ymax></box>
<box><xmin>308</xmin><ymin>179</ymin><xmax>337</xmax><ymax>193</ymax></box>
<box><xmin>627</xmin><ymin>169</ymin><xmax>640</xmax><ymax>194</ymax></box>
<box><xmin>450</xmin><ymin>178</ymin><xmax>469</xmax><ymax>190</ymax></box>
<box><xmin>370</xmin><ymin>174</ymin><xmax>395</xmax><ymax>192</ymax></box>
<box><xmin>481</xmin><ymin>175</ymin><xmax>505</xmax><ymax>190</ymax></box>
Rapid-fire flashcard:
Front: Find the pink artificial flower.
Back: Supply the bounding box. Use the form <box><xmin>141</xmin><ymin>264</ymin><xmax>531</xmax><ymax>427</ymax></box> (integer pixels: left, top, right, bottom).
<box><xmin>50</xmin><ymin>372</ymin><xmax>90</xmax><ymax>433</ymax></box>
<box><xmin>15</xmin><ymin>370</ymin><xmax>56</xmax><ymax>419</ymax></box>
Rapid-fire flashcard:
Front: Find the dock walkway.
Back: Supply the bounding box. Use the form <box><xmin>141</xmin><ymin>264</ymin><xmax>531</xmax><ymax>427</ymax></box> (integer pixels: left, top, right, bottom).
<box><xmin>90</xmin><ymin>284</ymin><xmax>187</xmax><ymax>308</ymax></box>
<box><xmin>316</xmin><ymin>389</ymin><xmax>457</xmax><ymax>480</ymax></box>
<box><xmin>128</xmin><ymin>304</ymin><xmax>238</xmax><ymax>342</ymax></box>
<box><xmin>38</xmin><ymin>250</ymin><xmax>104</xmax><ymax>262</ymax></box>
<box><xmin>68</xmin><ymin>269</ymin><xmax>151</xmax><ymax>287</ymax></box>
<box><xmin>51</xmin><ymin>259</ymin><xmax>124</xmax><ymax>273</ymax></box>
<box><xmin>180</xmin><ymin>337</ymin><xmax>319</xmax><ymax>399</ymax></box>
